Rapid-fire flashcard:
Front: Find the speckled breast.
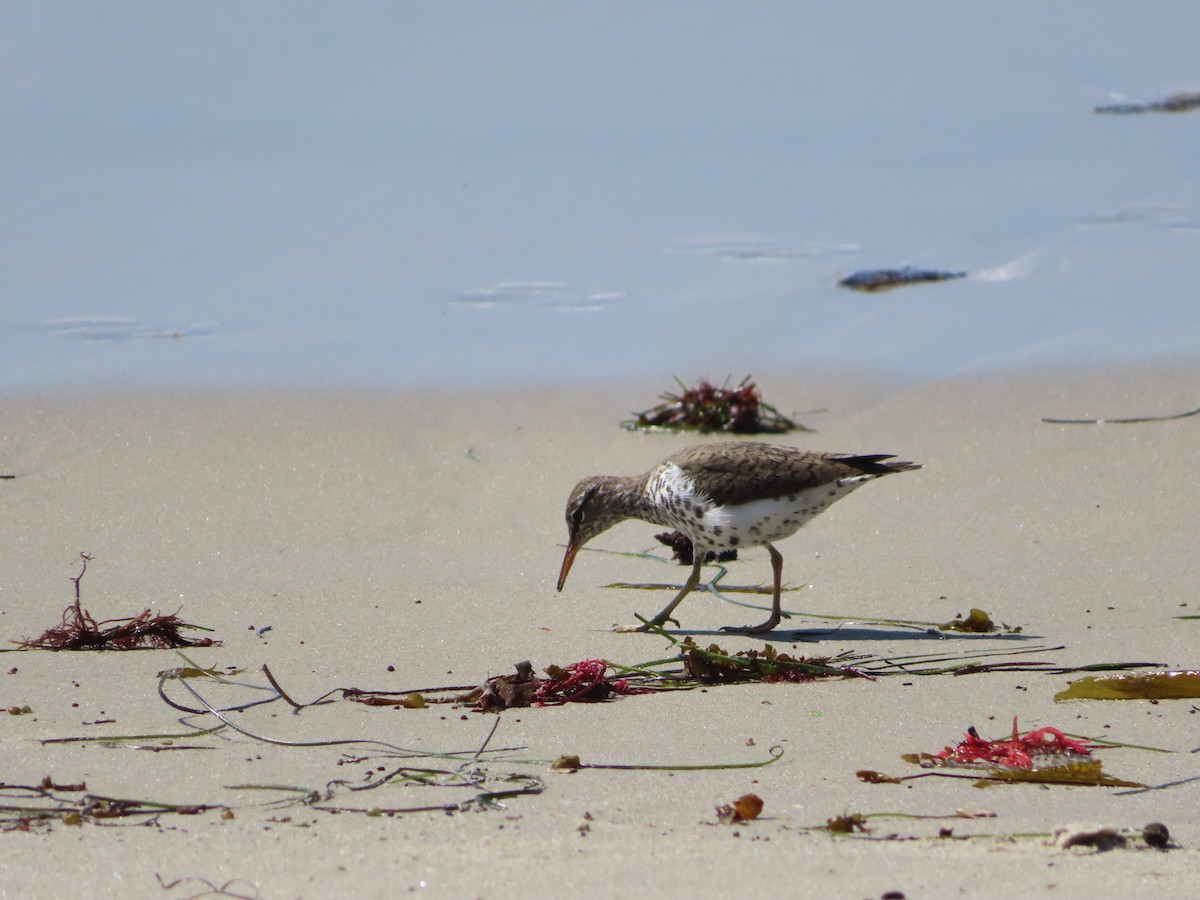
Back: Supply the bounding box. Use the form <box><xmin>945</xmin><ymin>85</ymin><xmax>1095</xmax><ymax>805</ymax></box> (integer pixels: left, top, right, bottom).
<box><xmin>645</xmin><ymin>462</ymin><xmax>870</xmax><ymax>554</ymax></box>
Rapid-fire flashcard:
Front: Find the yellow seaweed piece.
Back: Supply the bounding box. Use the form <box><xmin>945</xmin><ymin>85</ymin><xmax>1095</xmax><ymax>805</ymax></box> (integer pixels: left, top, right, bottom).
<box><xmin>1055</xmin><ymin>671</ymin><xmax>1200</xmax><ymax>702</ymax></box>
<box><xmin>974</xmin><ymin>759</ymin><xmax>1142</xmax><ymax>789</ymax></box>
<box><xmin>939</xmin><ymin>608</ymin><xmax>996</xmax><ymax>633</ymax></box>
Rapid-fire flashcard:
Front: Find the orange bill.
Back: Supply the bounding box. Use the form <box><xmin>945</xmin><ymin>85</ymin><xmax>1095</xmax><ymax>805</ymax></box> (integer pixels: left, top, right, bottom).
<box><xmin>557</xmin><ymin>538</ymin><xmax>581</xmax><ymax>592</ymax></box>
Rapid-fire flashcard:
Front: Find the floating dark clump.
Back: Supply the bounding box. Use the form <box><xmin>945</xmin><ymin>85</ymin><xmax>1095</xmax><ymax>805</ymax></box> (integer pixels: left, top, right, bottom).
<box><xmin>18</xmin><ymin>554</ymin><xmax>219</xmax><ymax>651</ymax></box>
<box><xmin>623</xmin><ymin>376</ymin><xmax>802</xmax><ymax>434</ymax></box>
<box><xmin>839</xmin><ymin>266</ymin><xmax>967</xmax><ymax>293</ymax></box>
<box><xmin>654</xmin><ymin>530</ymin><xmax>737</xmax><ymax>565</ymax></box>
<box><xmin>1094</xmin><ymin>91</ymin><xmax>1200</xmax><ymax>115</ymax></box>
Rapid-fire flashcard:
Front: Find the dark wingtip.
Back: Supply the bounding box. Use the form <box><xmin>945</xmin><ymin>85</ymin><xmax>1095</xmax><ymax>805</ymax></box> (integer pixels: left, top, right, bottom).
<box><xmin>841</xmin><ymin>454</ymin><xmax>921</xmax><ymax>476</ymax></box>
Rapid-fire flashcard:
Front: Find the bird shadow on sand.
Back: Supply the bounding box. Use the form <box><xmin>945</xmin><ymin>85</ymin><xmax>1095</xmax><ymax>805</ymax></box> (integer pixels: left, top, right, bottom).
<box><xmin>635</xmin><ymin>623</ymin><xmax>1041</xmax><ymax>644</ymax></box>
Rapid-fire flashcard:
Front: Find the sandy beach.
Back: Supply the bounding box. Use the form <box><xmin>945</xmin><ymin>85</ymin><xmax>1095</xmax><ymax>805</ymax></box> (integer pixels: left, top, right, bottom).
<box><xmin>2</xmin><ymin>364</ymin><xmax>1199</xmax><ymax>898</ymax></box>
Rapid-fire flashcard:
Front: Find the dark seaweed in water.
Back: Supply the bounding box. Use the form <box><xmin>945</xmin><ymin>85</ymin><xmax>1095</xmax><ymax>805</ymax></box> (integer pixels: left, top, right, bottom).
<box><xmin>1094</xmin><ymin>91</ymin><xmax>1200</xmax><ymax>115</ymax></box>
<box><xmin>624</xmin><ymin>376</ymin><xmax>802</xmax><ymax>434</ymax></box>
<box><xmin>839</xmin><ymin>266</ymin><xmax>967</xmax><ymax>293</ymax></box>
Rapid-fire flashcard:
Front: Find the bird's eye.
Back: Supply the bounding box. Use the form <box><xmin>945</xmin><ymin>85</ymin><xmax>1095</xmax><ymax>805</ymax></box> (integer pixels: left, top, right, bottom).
<box><xmin>571</xmin><ymin>485</ymin><xmax>598</xmax><ymax>525</ymax></box>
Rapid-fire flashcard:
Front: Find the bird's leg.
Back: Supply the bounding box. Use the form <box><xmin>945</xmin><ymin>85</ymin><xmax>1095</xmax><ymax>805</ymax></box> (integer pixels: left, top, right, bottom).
<box><xmin>720</xmin><ymin>542</ymin><xmax>784</xmax><ymax>634</ymax></box>
<box><xmin>614</xmin><ymin>559</ymin><xmax>703</xmax><ymax>633</ymax></box>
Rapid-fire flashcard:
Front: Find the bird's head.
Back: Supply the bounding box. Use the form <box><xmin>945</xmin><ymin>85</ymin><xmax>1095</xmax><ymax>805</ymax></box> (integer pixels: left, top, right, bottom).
<box><xmin>557</xmin><ymin>475</ymin><xmax>629</xmax><ymax>592</ymax></box>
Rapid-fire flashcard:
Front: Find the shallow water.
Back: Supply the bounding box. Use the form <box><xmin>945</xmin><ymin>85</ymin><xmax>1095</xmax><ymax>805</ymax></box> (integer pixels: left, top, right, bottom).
<box><xmin>3</xmin><ymin>2</ymin><xmax>1199</xmax><ymax>391</ymax></box>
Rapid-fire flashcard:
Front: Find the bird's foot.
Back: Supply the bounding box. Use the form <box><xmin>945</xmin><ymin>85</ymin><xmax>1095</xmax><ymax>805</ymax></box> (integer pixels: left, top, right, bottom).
<box><xmin>614</xmin><ymin>615</ymin><xmax>679</xmax><ymax>633</ymax></box>
<box><xmin>719</xmin><ymin>615</ymin><xmax>781</xmax><ymax>635</ymax></box>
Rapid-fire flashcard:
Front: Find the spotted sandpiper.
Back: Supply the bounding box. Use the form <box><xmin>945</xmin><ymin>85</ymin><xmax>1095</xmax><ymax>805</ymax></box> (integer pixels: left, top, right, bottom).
<box><xmin>557</xmin><ymin>442</ymin><xmax>920</xmax><ymax>633</ymax></box>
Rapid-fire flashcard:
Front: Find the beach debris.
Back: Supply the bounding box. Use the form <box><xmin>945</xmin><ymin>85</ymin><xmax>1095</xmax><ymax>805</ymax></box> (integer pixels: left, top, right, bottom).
<box><xmin>623</xmin><ymin>376</ymin><xmax>802</xmax><ymax>434</ymax></box>
<box><xmin>933</xmin><ymin>718</ymin><xmax>1093</xmax><ymax>769</ymax></box>
<box><xmin>456</xmin><ymin>661</ymin><xmax>540</xmax><ymax>710</ymax></box>
<box><xmin>1054</xmin><ymin>822</ymin><xmax>1180</xmax><ymax>853</ymax></box>
<box><xmin>1054</xmin><ymin>671</ymin><xmax>1200</xmax><ymax>702</ymax></box>
<box><xmin>937</xmin><ymin>607</ymin><xmax>1022</xmax><ymax>635</ymax></box>
<box><xmin>898</xmin><ymin>718</ymin><xmax>1143</xmax><ymax>788</ymax></box>
<box><xmin>715</xmin><ymin>793</ymin><xmax>763</xmax><ymax>824</ymax></box>
<box><xmin>678</xmin><ymin>636</ymin><xmax>871</xmax><ymax>683</ymax></box>
<box><xmin>1094</xmin><ymin>90</ymin><xmax>1200</xmax><ymax>115</ymax></box>
<box><xmin>17</xmin><ymin>554</ymin><xmax>219</xmax><ymax>651</ymax></box>
<box><xmin>1057</xmin><ymin>825</ymin><xmax>1128</xmax><ymax>852</ymax></box>
<box><xmin>536</xmin><ymin>659</ymin><xmax>642</xmax><ymax>704</ymax></box>
<box><xmin>551</xmin><ymin>754</ymin><xmax>583</xmax><ymax>772</ymax></box>
<box><xmin>0</xmin><ymin>776</ymin><xmax>224</xmax><ymax>832</ymax></box>
<box><xmin>838</xmin><ymin>266</ymin><xmax>966</xmax><ymax>293</ymax></box>
<box><xmin>826</xmin><ymin>811</ymin><xmax>869</xmax><ymax>833</ymax></box>
<box><xmin>1042</xmin><ymin>404</ymin><xmax>1200</xmax><ymax>425</ymax></box>
<box><xmin>654</xmin><ymin>530</ymin><xmax>737</xmax><ymax>565</ymax></box>
<box><xmin>856</xmin><ymin>770</ymin><xmax>903</xmax><ymax>784</ymax></box>
<box><xmin>1143</xmin><ymin>822</ymin><xmax>1175</xmax><ymax>850</ymax></box>
<box><xmin>939</xmin><ymin>608</ymin><xmax>996</xmax><ymax>633</ymax></box>
<box><xmin>453</xmin><ymin>659</ymin><xmax>644</xmax><ymax>711</ymax></box>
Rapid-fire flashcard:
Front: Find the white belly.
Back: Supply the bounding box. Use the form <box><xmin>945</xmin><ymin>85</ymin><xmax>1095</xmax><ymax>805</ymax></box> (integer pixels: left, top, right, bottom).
<box><xmin>646</xmin><ymin>462</ymin><xmax>870</xmax><ymax>554</ymax></box>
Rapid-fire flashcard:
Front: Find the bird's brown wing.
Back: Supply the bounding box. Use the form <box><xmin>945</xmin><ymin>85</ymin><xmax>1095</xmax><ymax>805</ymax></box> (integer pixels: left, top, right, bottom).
<box><xmin>668</xmin><ymin>442</ymin><xmax>916</xmax><ymax>507</ymax></box>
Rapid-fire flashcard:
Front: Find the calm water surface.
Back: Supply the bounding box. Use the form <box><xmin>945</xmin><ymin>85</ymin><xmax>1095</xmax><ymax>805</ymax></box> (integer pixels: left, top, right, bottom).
<box><xmin>3</xmin><ymin>2</ymin><xmax>1199</xmax><ymax>392</ymax></box>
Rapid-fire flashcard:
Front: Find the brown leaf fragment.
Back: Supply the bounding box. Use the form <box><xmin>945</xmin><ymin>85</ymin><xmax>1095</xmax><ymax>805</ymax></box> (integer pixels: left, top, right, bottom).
<box><xmin>715</xmin><ymin>794</ymin><xmax>763</xmax><ymax>825</ymax></box>
<box><xmin>474</xmin><ymin>661</ymin><xmax>541</xmax><ymax>711</ymax></box>
<box><xmin>39</xmin><ymin>775</ymin><xmax>87</xmax><ymax>792</ymax></box>
<box><xmin>551</xmin><ymin>755</ymin><xmax>582</xmax><ymax>772</ymax></box>
<box><xmin>731</xmin><ymin>793</ymin><xmax>763</xmax><ymax>821</ymax></box>
<box><xmin>856</xmin><ymin>770</ymin><xmax>902</xmax><ymax>784</ymax></box>
<box><xmin>826</xmin><ymin>812</ymin><xmax>869</xmax><ymax>833</ymax></box>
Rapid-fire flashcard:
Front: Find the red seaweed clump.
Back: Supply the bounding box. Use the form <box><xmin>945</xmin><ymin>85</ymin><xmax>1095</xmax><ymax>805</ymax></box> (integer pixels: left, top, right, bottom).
<box><xmin>937</xmin><ymin>718</ymin><xmax>1093</xmax><ymax>769</ymax></box>
<box><xmin>624</xmin><ymin>376</ymin><xmax>801</xmax><ymax>434</ymax></box>
<box><xmin>18</xmin><ymin>554</ymin><xmax>218</xmax><ymax>651</ymax></box>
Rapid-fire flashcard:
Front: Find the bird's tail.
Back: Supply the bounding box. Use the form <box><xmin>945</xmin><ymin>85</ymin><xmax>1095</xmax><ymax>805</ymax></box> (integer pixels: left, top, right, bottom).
<box><xmin>838</xmin><ymin>454</ymin><xmax>922</xmax><ymax>476</ymax></box>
